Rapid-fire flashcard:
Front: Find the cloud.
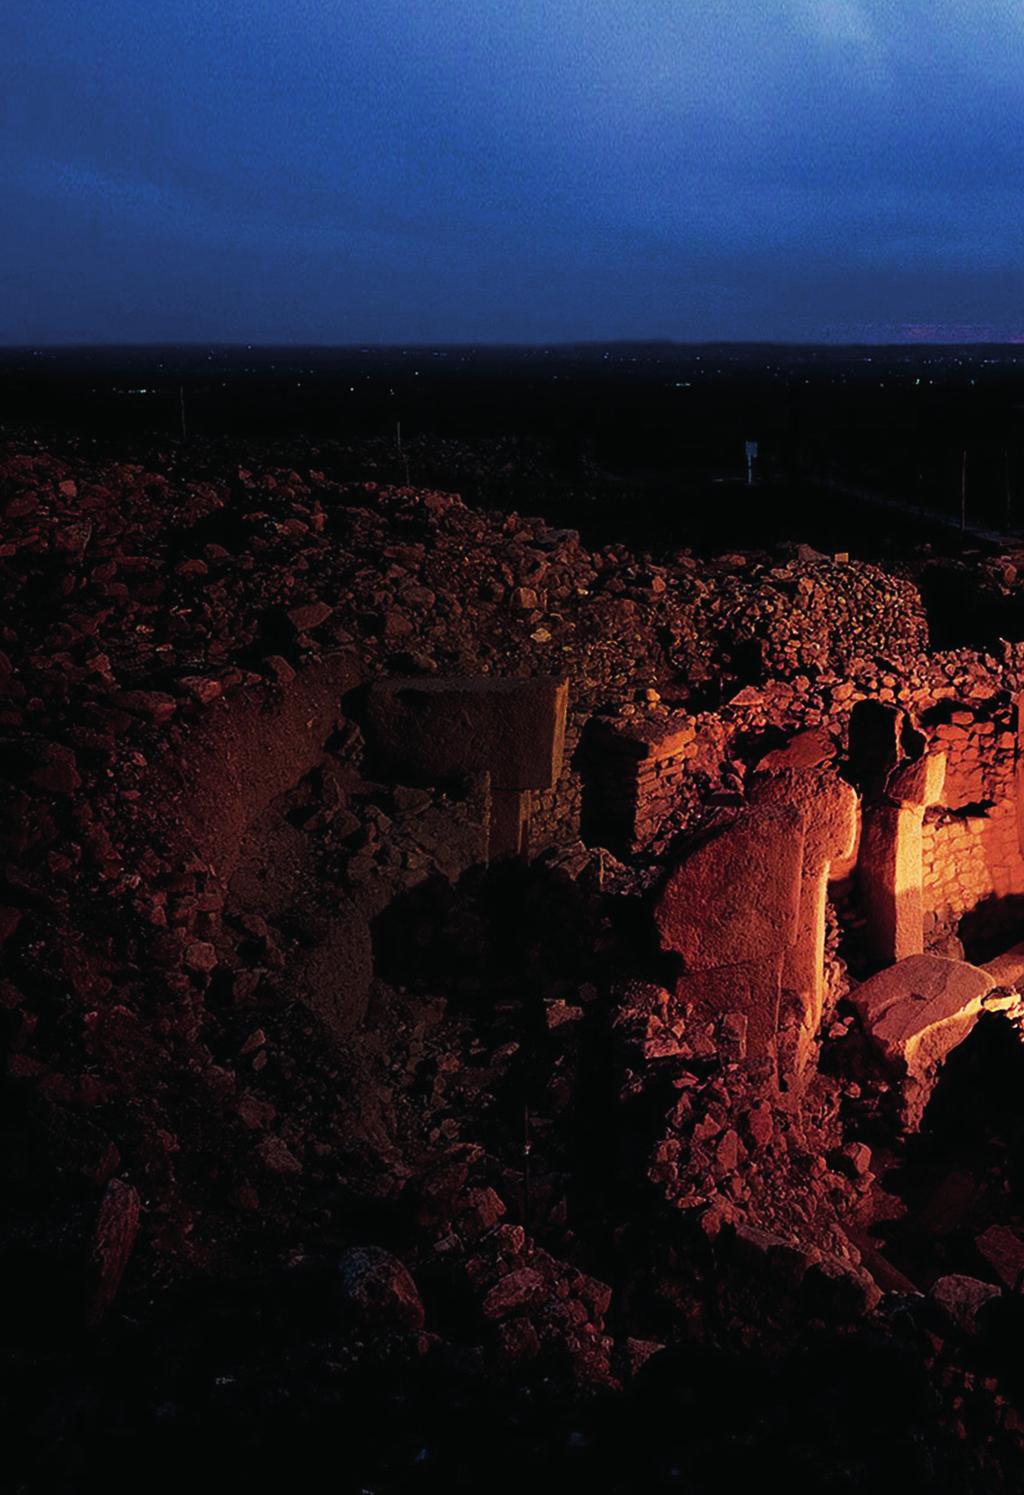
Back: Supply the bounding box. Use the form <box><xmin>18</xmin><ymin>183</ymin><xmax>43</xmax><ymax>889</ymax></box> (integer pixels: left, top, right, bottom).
<box><xmin>3</xmin><ymin>0</ymin><xmax>1024</xmax><ymax>342</ymax></box>
<box><xmin>795</xmin><ymin>0</ymin><xmax>880</xmax><ymax>47</ymax></box>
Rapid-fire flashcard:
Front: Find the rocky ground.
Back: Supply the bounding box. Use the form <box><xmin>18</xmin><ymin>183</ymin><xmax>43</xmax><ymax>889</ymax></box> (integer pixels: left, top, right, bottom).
<box><xmin>5</xmin><ymin>432</ymin><xmax>1024</xmax><ymax>1490</ymax></box>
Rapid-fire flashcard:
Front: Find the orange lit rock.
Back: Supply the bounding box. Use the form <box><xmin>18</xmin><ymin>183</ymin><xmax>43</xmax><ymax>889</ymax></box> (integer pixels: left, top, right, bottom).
<box><xmin>984</xmin><ymin>940</ymin><xmax>1024</xmax><ymax>991</ymax></box>
<box><xmin>592</xmin><ymin>711</ymin><xmax>695</xmax><ymax>761</ymax></box>
<box><xmin>859</xmin><ymin>748</ymin><xmax>947</xmax><ymax>966</ymax></box>
<box><xmin>859</xmin><ymin>804</ymin><xmax>927</xmax><ymax>964</ymax></box>
<box><xmin>756</xmin><ymin>728</ymin><xmax>836</xmax><ymax>774</ymax></box>
<box><xmin>750</xmin><ymin>765</ymin><xmax>858</xmax><ymax>1079</ymax></box>
<box><xmin>654</xmin><ymin>804</ymin><xmax>804</xmax><ymax>972</ymax></box>
<box><xmin>850</xmin><ymin>954</ymin><xmax>995</xmax><ymax>1123</ymax></box>
<box><xmin>1015</xmin><ymin>690</ymin><xmax>1024</xmax><ymax>857</ymax></box>
<box><xmin>655</xmin><ymin>804</ymin><xmax>805</xmax><ymax>1059</ymax></box>
<box><xmin>886</xmin><ymin>751</ymin><xmax>946</xmax><ymax>809</ymax></box>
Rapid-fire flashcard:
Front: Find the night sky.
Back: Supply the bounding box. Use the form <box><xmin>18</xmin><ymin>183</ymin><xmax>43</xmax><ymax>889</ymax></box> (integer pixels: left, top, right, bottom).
<box><xmin>4</xmin><ymin>1</ymin><xmax>1023</xmax><ymax>344</ymax></box>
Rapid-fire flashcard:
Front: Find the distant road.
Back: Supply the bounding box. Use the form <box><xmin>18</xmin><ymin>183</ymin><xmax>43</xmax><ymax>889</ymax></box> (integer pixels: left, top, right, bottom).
<box><xmin>818</xmin><ymin>476</ymin><xmax>1017</xmax><ymax>549</ymax></box>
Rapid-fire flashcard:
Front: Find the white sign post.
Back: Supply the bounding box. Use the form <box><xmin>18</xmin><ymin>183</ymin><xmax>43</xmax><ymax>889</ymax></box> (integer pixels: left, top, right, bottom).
<box><xmin>745</xmin><ymin>440</ymin><xmax>758</xmax><ymax>487</ymax></box>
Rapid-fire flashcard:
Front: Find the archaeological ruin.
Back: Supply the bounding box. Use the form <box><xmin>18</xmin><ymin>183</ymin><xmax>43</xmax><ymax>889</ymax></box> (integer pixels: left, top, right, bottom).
<box><xmin>9</xmin><ymin>437</ymin><xmax>1024</xmax><ymax>1486</ymax></box>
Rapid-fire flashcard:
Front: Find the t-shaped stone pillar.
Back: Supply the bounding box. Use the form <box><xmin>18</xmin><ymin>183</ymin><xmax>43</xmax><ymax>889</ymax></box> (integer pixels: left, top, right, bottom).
<box><xmin>363</xmin><ymin>676</ymin><xmax>568</xmax><ymax>859</ymax></box>
<box><xmin>750</xmin><ymin>764</ymin><xmax>858</xmax><ymax>1081</ymax></box>
<box><xmin>857</xmin><ymin>729</ymin><xmax>946</xmax><ymax>966</ymax></box>
<box><xmin>654</xmin><ymin>803</ymin><xmax>806</xmax><ymax>1064</ymax></box>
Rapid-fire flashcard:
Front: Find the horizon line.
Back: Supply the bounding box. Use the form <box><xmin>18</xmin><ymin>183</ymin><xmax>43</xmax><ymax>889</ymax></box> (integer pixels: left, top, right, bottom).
<box><xmin>4</xmin><ymin>337</ymin><xmax>1024</xmax><ymax>352</ymax></box>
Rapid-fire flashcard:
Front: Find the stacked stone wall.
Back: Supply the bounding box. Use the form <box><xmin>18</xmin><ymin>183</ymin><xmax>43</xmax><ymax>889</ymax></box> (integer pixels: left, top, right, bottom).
<box><xmin>585</xmin><ymin>647</ymin><xmax>1024</xmax><ymax>861</ymax></box>
<box><xmin>530</xmin><ymin>709</ymin><xmax>584</xmax><ymax>852</ymax></box>
<box><xmin>920</xmin><ymin>705</ymin><xmax>1024</xmax><ymax>950</ymax></box>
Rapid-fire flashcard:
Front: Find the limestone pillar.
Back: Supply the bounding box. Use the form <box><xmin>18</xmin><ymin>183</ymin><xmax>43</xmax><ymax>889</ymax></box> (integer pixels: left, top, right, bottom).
<box><xmin>750</xmin><ymin>765</ymin><xmax>858</xmax><ymax>1080</ymax></box>
<box><xmin>859</xmin><ymin>751</ymin><xmax>946</xmax><ymax>966</ymax></box>
<box><xmin>654</xmin><ymin>802</ymin><xmax>806</xmax><ymax>1066</ymax></box>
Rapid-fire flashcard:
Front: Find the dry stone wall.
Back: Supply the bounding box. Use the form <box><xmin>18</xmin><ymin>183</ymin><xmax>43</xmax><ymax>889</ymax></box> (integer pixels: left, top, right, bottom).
<box><xmin>921</xmin><ymin>701</ymin><xmax>1024</xmax><ymax>950</ymax></box>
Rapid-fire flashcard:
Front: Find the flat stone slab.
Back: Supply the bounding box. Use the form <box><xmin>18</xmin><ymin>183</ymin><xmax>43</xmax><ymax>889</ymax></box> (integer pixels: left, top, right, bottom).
<box><xmin>885</xmin><ymin>751</ymin><xmax>946</xmax><ymax>809</ymax></box>
<box><xmin>590</xmin><ymin>710</ymin><xmax>696</xmax><ymax>761</ymax></box>
<box><xmin>976</xmin><ymin>1224</ymin><xmax>1024</xmax><ymax>1290</ymax></box>
<box><xmin>850</xmin><ymin>954</ymin><xmax>995</xmax><ymax>1076</ymax></box>
<box><xmin>756</xmin><ymin>729</ymin><xmax>837</xmax><ymax>774</ymax></box>
<box><xmin>365</xmin><ymin>676</ymin><xmax>568</xmax><ymax>790</ymax></box>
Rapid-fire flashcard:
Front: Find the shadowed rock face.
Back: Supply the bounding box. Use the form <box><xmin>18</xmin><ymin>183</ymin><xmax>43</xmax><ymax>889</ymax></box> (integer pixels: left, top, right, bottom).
<box><xmin>364</xmin><ymin>676</ymin><xmax>568</xmax><ymax>791</ymax></box>
<box><xmin>364</xmin><ymin>675</ymin><xmax>568</xmax><ymax>858</ymax></box>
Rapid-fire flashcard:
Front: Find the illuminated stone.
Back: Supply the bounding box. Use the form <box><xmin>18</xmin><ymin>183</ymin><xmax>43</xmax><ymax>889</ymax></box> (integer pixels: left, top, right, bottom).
<box><xmin>654</xmin><ymin>803</ymin><xmax>804</xmax><ymax>972</ymax></box>
<box><xmin>750</xmin><ymin>764</ymin><xmax>858</xmax><ymax>1078</ymax></box>
<box><xmin>655</xmin><ymin>803</ymin><xmax>805</xmax><ymax>1061</ymax></box>
<box><xmin>851</xmin><ymin>953</ymin><xmax>995</xmax><ymax>1123</ymax></box>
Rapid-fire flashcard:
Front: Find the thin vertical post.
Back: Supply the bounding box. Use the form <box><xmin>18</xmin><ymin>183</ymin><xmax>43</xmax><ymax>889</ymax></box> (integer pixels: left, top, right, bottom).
<box><xmin>178</xmin><ymin>385</ymin><xmax>188</xmax><ymax>443</ymax></box>
<box><xmin>960</xmin><ymin>448</ymin><xmax>967</xmax><ymax>531</ymax></box>
<box><xmin>521</xmin><ymin>1102</ymin><xmax>532</xmax><ymax>1226</ymax></box>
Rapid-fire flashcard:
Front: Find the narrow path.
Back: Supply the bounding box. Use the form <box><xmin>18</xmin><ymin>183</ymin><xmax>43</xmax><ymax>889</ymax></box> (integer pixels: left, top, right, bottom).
<box><xmin>819</xmin><ymin>476</ymin><xmax>1017</xmax><ymax>550</ymax></box>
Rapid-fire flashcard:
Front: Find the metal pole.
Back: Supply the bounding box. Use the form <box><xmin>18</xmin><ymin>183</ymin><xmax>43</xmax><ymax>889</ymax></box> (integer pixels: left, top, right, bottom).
<box><xmin>521</xmin><ymin>1102</ymin><xmax>531</xmax><ymax>1226</ymax></box>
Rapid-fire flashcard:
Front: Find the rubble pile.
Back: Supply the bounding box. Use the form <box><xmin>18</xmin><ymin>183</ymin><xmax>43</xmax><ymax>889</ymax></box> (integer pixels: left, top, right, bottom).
<box><xmin>6</xmin><ymin>434</ymin><xmax>1024</xmax><ymax>1488</ymax></box>
<box><xmin>701</xmin><ymin>549</ymin><xmax>929</xmax><ymax>679</ymax></box>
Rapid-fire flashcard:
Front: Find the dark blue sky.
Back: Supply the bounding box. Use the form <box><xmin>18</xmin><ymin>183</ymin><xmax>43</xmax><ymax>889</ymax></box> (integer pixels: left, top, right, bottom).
<box><xmin>4</xmin><ymin>1</ymin><xmax>1023</xmax><ymax>343</ymax></box>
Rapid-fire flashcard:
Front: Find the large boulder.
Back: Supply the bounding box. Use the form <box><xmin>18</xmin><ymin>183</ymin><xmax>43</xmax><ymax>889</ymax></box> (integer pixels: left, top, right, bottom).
<box><xmin>984</xmin><ymin>940</ymin><xmax>1024</xmax><ymax>992</ymax></box>
<box><xmin>886</xmin><ymin>752</ymin><xmax>946</xmax><ymax>809</ymax></box>
<box><xmin>850</xmin><ymin>954</ymin><xmax>995</xmax><ymax>1123</ymax></box>
<box><xmin>335</xmin><ymin>1246</ymin><xmax>425</xmax><ymax>1331</ymax></box>
<box><xmin>655</xmin><ymin>804</ymin><xmax>805</xmax><ymax>1060</ymax></box>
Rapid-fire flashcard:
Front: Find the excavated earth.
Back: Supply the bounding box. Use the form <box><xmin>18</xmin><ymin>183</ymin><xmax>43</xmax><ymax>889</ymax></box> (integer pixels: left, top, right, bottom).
<box><xmin>8</xmin><ymin>434</ymin><xmax>1024</xmax><ymax>1490</ymax></box>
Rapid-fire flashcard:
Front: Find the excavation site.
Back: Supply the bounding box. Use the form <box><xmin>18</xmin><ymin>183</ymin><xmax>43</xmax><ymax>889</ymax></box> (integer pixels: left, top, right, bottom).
<box><xmin>8</xmin><ymin>384</ymin><xmax>1024</xmax><ymax>1489</ymax></box>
